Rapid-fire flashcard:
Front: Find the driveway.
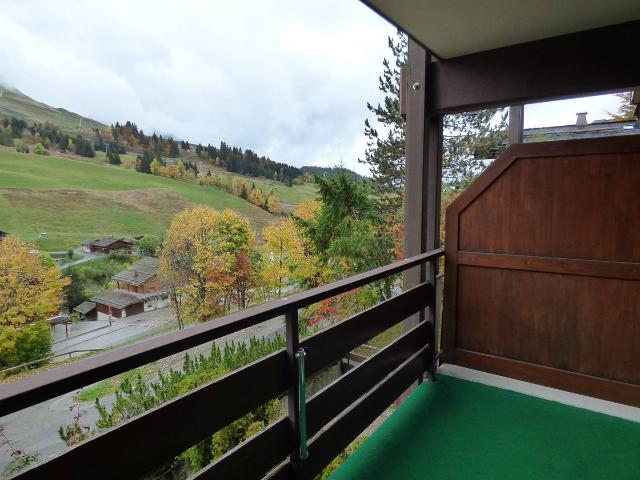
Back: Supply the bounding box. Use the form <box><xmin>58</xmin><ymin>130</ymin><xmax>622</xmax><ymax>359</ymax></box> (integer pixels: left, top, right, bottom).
<box><xmin>59</xmin><ymin>249</ymin><xmax>103</xmax><ymax>270</ymax></box>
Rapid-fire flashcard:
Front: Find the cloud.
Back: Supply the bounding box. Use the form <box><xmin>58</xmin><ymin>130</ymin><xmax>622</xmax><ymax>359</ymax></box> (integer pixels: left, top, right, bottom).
<box><xmin>1</xmin><ymin>2</ymin><xmax>623</xmax><ymax>176</ymax></box>
<box><xmin>0</xmin><ymin>0</ymin><xmax>395</xmax><ymax>175</ymax></box>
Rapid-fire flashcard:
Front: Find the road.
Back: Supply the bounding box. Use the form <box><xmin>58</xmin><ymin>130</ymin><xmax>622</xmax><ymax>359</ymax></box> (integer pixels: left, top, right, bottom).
<box><xmin>0</xmin><ymin>311</ymin><xmax>285</xmax><ymax>470</ymax></box>
<box><xmin>58</xmin><ymin>248</ymin><xmax>103</xmax><ymax>269</ymax></box>
<box><xmin>51</xmin><ymin>308</ymin><xmax>176</xmax><ymax>359</ymax></box>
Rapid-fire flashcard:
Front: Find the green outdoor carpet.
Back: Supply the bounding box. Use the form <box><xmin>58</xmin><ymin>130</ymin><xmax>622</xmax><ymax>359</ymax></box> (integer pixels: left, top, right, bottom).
<box><xmin>330</xmin><ymin>375</ymin><xmax>640</xmax><ymax>480</ymax></box>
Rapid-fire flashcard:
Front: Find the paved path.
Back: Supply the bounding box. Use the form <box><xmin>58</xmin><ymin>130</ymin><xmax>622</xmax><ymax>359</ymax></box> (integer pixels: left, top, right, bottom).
<box><xmin>51</xmin><ymin>308</ymin><xmax>176</xmax><ymax>359</ymax></box>
<box><xmin>59</xmin><ymin>249</ymin><xmax>103</xmax><ymax>270</ymax></box>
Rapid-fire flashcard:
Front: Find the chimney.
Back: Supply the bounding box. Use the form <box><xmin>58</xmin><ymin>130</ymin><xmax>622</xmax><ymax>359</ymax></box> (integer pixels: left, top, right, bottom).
<box><xmin>576</xmin><ymin>112</ymin><xmax>588</xmax><ymax>126</ymax></box>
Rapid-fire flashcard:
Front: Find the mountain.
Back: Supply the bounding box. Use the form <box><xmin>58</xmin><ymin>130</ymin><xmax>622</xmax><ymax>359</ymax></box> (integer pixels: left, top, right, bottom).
<box><xmin>0</xmin><ymin>85</ymin><xmax>106</xmax><ymax>135</ymax></box>
<box><xmin>0</xmin><ymin>85</ymin><xmax>365</xmax><ymax>182</ymax></box>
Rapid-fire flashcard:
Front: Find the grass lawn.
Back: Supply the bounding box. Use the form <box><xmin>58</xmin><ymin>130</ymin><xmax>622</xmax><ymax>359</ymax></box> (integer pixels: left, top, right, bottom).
<box><xmin>0</xmin><ymin>148</ymin><xmax>276</xmax><ymax>250</ymax></box>
<box><xmin>353</xmin><ymin>323</ymin><xmax>402</xmax><ymax>358</ymax></box>
<box><xmin>75</xmin><ymin>368</ymin><xmax>141</xmax><ymax>403</ymax></box>
<box><xmin>63</xmin><ymin>255</ymin><xmax>134</xmax><ymax>300</ymax></box>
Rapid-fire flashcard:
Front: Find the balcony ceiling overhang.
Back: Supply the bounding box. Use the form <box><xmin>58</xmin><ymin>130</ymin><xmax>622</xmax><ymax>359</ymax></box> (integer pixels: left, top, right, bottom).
<box><xmin>362</xmin><ymin>0</ymin><xmax>640</xmax><ymax>59</ymax></box>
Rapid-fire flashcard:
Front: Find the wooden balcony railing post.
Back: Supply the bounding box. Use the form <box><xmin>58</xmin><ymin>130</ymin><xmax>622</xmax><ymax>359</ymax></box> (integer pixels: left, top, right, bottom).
<box><xmin>285</xmin><ymin>308</ymin><xmax>304</xmax><ymax>476</ymax></box>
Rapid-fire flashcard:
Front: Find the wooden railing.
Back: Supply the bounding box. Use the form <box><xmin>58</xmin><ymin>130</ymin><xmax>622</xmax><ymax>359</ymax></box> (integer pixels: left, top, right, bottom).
<box><xmin>0</xmin><ymin>248</ymin><xmax>444</xmax><ymax>480</ymax></box>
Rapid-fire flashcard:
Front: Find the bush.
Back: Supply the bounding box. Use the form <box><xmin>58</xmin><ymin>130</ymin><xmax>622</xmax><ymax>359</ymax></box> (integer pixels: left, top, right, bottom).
<box><xmin>0</xmin><ymin>322</ymin><xmax>52</xmax><ymax>370</ymax></box>
<box><xmin>33</xmin><ymin>142</ymin><xmax>48</xmax><ymax>155</ymax></box>
<box><xmin>138</xmin><ymin>236</ymin><xmax>161</xmax><ymax>256</ymax></box>
<box><xmin>122</xmin><ymin>157</ymin><xmax>136</xmax><ymax>169</ymax></box>
<box><xmin>74</xmin><ymin>135</ymin><xmax>95</xmax><ymax>158</ymax></box>
<box><xmin>15</xmin><ymin>141</ymin><xmax>29</xmax><ymax>153</ymax></box>
<box><xmin>107</xmin><ymin>147</ymin><xmax>121</xmax><ymax>165</ymax></box>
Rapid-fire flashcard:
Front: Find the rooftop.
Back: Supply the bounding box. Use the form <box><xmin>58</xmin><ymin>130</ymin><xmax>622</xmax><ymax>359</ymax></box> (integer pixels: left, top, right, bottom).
<box><xmin>112</xmin><ymin>256</ymin><xmax>160</xmax><ymax>286</ymax></box>
<box><xmin>524</xmin><ymin>118</ymin><xmax>640</xmax><ymax>143</ymax></box>
<box><xmin>91</xmin><ymin>288</ymin><xmax>158</xmax><ymax>309</ymax></box>
<box><xmin>73</xmin><ymin>301</ymin><xmax>96</xmax><ymax>315</ymax></box>
<box><xmin>89</xmin><ymin>236</ymin><xmax>130</xmax><ymax>248</ymax></box>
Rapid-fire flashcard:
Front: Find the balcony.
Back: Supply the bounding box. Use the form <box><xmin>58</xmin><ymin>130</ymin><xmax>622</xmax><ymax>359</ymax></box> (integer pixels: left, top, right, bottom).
<box><xmin>3</xmin><ymin>2</ymin><xmax>640</xmax><ymax>479</ymax></box>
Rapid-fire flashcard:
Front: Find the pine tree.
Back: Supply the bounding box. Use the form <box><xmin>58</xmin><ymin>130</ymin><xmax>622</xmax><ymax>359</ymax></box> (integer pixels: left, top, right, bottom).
<box><xmin>136</xmin><ymin>149</ymin><xmax>154</xmax><ymax>174</ymax></box>
<box><xmin>360</xmin><ymin>31</ymin><xmax>507</xmax><ymax>200</ymax></box>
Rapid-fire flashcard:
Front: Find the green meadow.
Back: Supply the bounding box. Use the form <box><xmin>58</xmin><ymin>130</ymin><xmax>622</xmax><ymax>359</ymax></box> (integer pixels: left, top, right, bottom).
<box><xmin>0</xmin><ymin>148</ymin><xmax>277</xmax><ymax>250</ymax></box>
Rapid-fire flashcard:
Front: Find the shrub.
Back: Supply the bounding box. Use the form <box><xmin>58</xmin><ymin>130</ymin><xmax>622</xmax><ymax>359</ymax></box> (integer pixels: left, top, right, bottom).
<box><xmin>122</xmin><ymin>157</ymin><xmax>136</xmax><ymax>169</ymax></box>
<box><xmin>33</xmin><ymin>142</ymin><xmax>48</xmax><ymax>155</ymax></box>
<box><xmin>138</xmin><ymin>236</ymin><xmax>161</xmax><ymax>256</ymax></box>
<box><xmin>107</xmin><ymin>149</ymin><xmax>121</xmax><ymax>165</ymax></box>
<box><xmin>74</xmin><ymin>135</ymin><xmax>95</xmax><ymax>158</ymax></box>
<box><xmin>15</xmin><ymin>141</ymin><xmax>29</xmax><ymax>153</ymax></box>
<box><xmin>0</xmin><ymin>322</ymin><xmax>52</xmax><ymax>370</ymax></box>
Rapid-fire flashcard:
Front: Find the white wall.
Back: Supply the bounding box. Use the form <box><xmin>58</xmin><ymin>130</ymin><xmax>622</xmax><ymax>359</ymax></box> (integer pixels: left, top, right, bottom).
<box><xmin>143</xmin><ymin>294</ymin><xmax>170</xmax><ymax>312</ymax></box>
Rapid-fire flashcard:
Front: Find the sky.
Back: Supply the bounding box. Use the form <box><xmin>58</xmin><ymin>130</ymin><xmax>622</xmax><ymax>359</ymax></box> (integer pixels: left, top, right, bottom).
<box><xmin>0</xmin><ymin>1</ymin><xmax>624</xmax><ymax>175</ymax></box>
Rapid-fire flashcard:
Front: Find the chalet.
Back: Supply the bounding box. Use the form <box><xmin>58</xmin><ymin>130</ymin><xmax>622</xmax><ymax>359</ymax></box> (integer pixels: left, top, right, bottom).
<box><xmin>92</xmin><ymin>257</ymin><xmax>169</xmax><ymax>321</ymax></box>
<box><xmin>112</xmin><ymin>256</ymin><xmax>162</xmax><ymax>293</ymax></box>
<box><xmin>487</xmin><ymin>112</ymin><xmax>640</xmax><ymax>158</ymax></box>
<box><xmin>523</xmin><ymin>114</ymin><xmax>640</xmax><ymax>142</ymax></box>
<box><xmin>88</xmin><ymin>236</ymin><xmax>133</xmax><ymax>254</ymax></box>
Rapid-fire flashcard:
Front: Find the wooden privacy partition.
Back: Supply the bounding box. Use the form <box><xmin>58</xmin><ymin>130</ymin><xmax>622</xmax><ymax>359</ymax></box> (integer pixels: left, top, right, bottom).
<box><xmin>443</xmin><ymin>135</ymin><xmax>640</xmax><ymax>407</ymax></box>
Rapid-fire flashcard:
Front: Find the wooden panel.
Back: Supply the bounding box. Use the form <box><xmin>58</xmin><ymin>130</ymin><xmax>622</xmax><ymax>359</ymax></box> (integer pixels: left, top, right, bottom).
<box><xmin>456</xmin><ymin>266</ymin><xmax>640</xmax><ymax>385</ymax></box>
<box><xmin>454</xmin><ymin>350</ymin><xmax>640</xmax><ymax>408</ymax></box>
<box><xmin>459</xmin><ymin>252</ymin><xmax>640</xmax><ymax>281</ymax></box>
<box><xmin>459</xmin><ymin>153</ymin><xmax>640</xmax><ymax>262</ymax></box>
<box><xmin>444</xmin><ymin>136</ymin><xmax>640</xmax><ymax>407</ymax></box>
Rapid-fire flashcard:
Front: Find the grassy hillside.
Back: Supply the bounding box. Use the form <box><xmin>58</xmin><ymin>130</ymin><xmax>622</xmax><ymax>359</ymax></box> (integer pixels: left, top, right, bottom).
<box><xmin>194</xmin><ymin>163</ymin><xmax>317</xmax><ymax>208</ymax></box>
<box><xmin>0</xmin><ymin>86</ymin><xmax>105</xmax><ymax>136</ymax></box>
<box><xmin>0</xmin><ymin>148</ymin><xmax>276</xmax><ymax>250</ymax></box>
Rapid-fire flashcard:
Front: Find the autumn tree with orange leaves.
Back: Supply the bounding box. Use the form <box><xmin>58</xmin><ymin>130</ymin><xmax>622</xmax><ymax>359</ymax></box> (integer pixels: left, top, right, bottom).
<box><xmin>159</xmin><ymin>207</ymin><xmax>255</xmax><ymax>326</ymax></box>
<box><xmin>0</xmin><ymin>237</ymin><xmax>69</xmax><ymax>369</ymax></box>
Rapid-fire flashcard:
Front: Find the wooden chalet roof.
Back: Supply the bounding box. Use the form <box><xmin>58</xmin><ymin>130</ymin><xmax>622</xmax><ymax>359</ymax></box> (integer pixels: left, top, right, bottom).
<box><xmin>92</xmin><ymin>288</ymin><xmax>162</xmax><ymax>310</ymax></box>
<box><xmin>524</xmin><ymin>119</ymin><xmax>640</xmax><ymax>143</ymax></box>
<box><xmin>112</xmin><ymin>257</ymin><xmax>160</xmax><ymax>287</ymax></box>
<box><xmin>90</xmin><ymin>236</ymin><xmax>131</xmax><ymax>248</ymax></box>
<box><xmin>73</xmin><ymin>301</ymin><xmax>96</xmax><ymax>315</ymax></box>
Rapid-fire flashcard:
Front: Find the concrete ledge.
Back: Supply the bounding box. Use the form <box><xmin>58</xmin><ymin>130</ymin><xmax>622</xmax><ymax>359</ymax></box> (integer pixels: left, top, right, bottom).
<box><xmin>439</xmin><ymin>363</ymin><xmax>640</xmax><ymax>423</ymax></box>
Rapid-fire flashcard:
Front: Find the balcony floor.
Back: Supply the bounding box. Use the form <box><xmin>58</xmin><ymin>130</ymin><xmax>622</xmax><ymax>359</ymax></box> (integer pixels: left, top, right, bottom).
<box><xmin>330</xmin><ymin>373</ymin><xmax>640</xmax><ymax>479</ymax></box>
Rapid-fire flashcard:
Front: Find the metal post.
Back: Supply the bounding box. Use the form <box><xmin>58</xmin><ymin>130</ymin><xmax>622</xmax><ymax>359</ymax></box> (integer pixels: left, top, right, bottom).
<box><xmin>295</xmin><ymin>348</ymin><xmax>308</xmax><ymax>460</ymax></box>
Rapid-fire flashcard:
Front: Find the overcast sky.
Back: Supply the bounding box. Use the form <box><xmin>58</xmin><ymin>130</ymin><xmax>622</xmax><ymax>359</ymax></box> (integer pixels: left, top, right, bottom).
<box><xmin>0</xmin><ymin>1</ymin><xmax>624</xmax><ymax>175</ymax></box>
